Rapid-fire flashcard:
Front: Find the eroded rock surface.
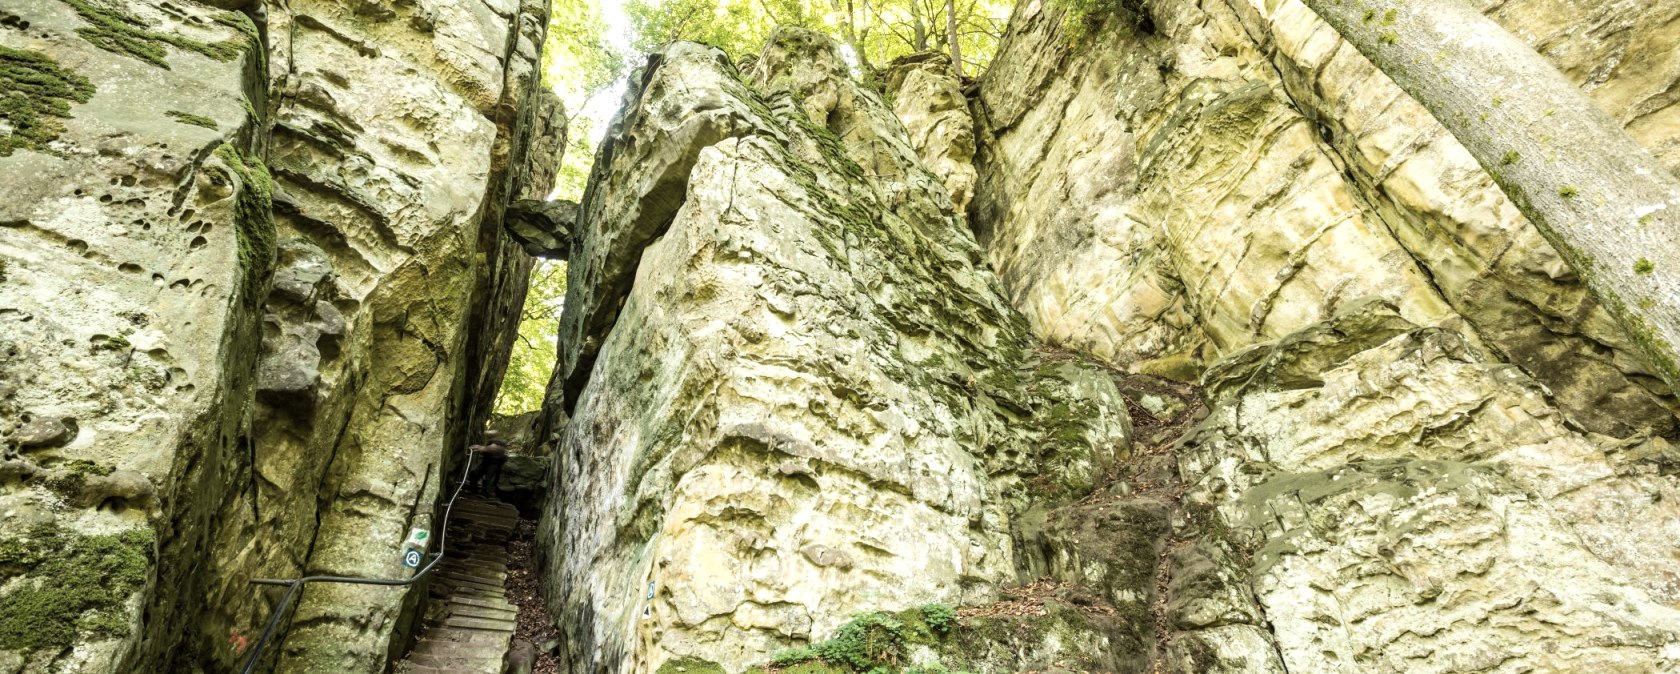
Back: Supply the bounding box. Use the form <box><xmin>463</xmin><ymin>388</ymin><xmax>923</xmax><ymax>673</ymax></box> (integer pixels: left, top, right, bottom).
<box><xmin>968</xmin><ymin>1</ymin><xmax>1680</xmax><ymax>671</ymax></box>
<box><xmin>539</xmin><ymin>32</ymin><xmax>1133</xmax><ymax>674</ymax></box>
<box><xmin>0</xmin><ymin>0</ymin><xmax>550</xmax><ymax>671</ymax></box>
<box><xmin>0</xmin><ymin>2</ymin><xmax>267</xmax><ymax>670</ymax></box>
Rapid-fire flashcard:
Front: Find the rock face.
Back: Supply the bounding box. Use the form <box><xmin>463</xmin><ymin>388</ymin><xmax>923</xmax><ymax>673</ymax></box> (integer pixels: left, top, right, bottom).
<box><xmin>968</xmin><ymin>0</ymin><xmax>1680</xmax><ymax>671</ymax></box>
<box><xmin>0</xmin><ymin>1</ymin><xmax>268</xmax><ymax>671</ymax></box>
<box><xmin>0</xmin><ymin>0</ymin><xmax>553</xmax><ymax>671</ymax></box>
<box><xmin>538</xmin><ymin>32</ymin><xmax>1133</xmax><ymax>674</ymax></box>
<box><xmin>884</xmin><ymin>53</ymin><xmax>978</xmax><ymax>222</ymax></box>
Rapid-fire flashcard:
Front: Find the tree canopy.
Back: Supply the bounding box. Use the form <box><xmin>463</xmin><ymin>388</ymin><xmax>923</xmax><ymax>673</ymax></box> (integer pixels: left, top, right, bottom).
<box><xmin>624</xmin><ymin>0</ymin><xmax>1013</xmax><ymax>75</ymax></box>
<box><xmin>495</xmin><ymin>260</ymin><xmax>569</xmax><ymax>415</ymax></box>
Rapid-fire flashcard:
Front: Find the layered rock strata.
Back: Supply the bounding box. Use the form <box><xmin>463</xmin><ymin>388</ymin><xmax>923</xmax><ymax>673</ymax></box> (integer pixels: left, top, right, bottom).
<box><xmin>971</xmin><ymin>0</ymin><xmax>1680</xmax><ymax>671</ymax></box>
<box><xmin>0</xmin><ymin>0</ymin><xmax>554</xmax><ymax>671</ymax></box>
<box><xmin>538</xmin><ymin>31</ymin><xmax>1134</xmax><ymax>674</ymax></box>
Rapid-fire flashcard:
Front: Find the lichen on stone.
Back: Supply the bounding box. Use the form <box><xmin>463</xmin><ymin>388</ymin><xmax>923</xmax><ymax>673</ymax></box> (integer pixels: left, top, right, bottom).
<box><xmin>0</xmin><ymin>45</ymin><xmax>95</xmax><ymax>157</ymax></box>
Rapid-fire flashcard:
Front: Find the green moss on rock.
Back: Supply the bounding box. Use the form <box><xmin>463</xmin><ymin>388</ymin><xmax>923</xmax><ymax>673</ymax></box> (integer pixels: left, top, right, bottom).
<box><xmin>64</xmin><ymin>0</ymin><xmax>252</xmax><ymax>69</ymax></box>
<box><xmin>165</xmin><ymin>109</ymin><xmax>219</xmax><ymax>130</ymax></box>
<box><xmin>0</xmin><ymin>45</ymin><xmax>96</xmax><ymax>157</ymax></box>
<box><xmin>0</xmin><ymin>523</ymin><xmax>156</xmax><ymax>652</ymax></box>
<box><xmin>657</xmin><ymin>656</ymin><xmax>729</xmax><ymax>674</ymax></box>
<box><xmin>212</xmin><ymin>143</ymin><xmax>275</xmax><ymax>306</ymax></box>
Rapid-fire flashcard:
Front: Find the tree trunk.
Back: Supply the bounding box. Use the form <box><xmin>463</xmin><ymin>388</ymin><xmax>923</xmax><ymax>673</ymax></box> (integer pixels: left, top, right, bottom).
<box><xmin>912</xmin><ymin>9</ymin><xmax>927</xmax><ymax>51</ymax></box>
<box><xmin>944</xmin><ymin>0</ymin><xmax>963</xmax><ymax>77</ymax></box>
<box><xmin>1299</xmin><ymin>0</ymin><xmax>1680</xmax><ymax>391</ymax></box>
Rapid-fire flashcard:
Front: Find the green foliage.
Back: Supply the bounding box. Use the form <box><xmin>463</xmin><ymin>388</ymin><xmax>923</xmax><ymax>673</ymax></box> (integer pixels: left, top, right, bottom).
<box><xmin>1055</xmin><ymin>0</ymin><xmax>1149</xmax><ymax>46</ymax></box>
<box><xmin>554</xmin><ymin>118</ymin><xmax>598</xmax><ymax>202</ymax></box>
<box><xmin>495</xmin><ymin>260</ymin><xmax>569</xmax><ymax>415</ymax></box>
<box><xmin>814</xmin><ymin>612</ymin><xmax>909</xmax><ymax>669</ymax></box>
<box><xmin>1634</xmin><ymin>258</ymin><xmax>1655</xmax><ymax>275</ymax></box>
<box><xmin>1500</xmin><ymin>150</ymin><xmax>1520</xmax><ymax>165</ymax></box>
<box><xmin>165</xmin><ymin>109</ymin><xmax>219</xmax><ymax>130</ymax></box>
<box><xmin>919</xmin><ymin>604</ymin><xmax>956</xmax><ymax>634</ymax></box>
<box><xmin>0</xmin><ymin>46</ymin><xmax>95</xmax><ymax>157</ymax></box>
<box><xmin>656</xmin><ymin>656</ymin><xmax>728</xmax><ymax>674</ymax></box>
<box><xmin>781</xmin><ymin>605</ymin><xmax>960</xmax><ymax>672</ymax></box>
<box><xmin>1558</xmin><ymin>185</ymin><xmax>1579</xmax><ymax>199</ymax></box>
<box><xmin>773</xmin><ymin>647</ymin><xmax>820</xmax><ymax>665</ymax></box>
<box><xmin>621</xmin><ymin>0</ymin><xmax>1011</xmax><ymax>75</ymax></box>
<box><xmin>0</xmin><ymin>524</ymin><xmax>156</xmax><ymax>651</ymax></box>
<box><xmin>546</xmin><ymin>0</ymin><xmax>630</xmax><ymax>113</ymax></box>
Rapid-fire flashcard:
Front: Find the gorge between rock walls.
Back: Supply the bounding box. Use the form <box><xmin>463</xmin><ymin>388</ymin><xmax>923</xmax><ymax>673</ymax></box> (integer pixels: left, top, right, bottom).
<box><xmin>1</xmin><ymin>0</ymin><xmax>1679</xmax><ymax>673</ymax></box>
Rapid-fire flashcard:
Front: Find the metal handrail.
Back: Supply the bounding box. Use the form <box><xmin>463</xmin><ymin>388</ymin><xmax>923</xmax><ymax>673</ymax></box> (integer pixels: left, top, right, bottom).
<box><xmin>237</xmin><ymin>452</ymin><xmax>478</xmax><ymax>674</ymax></box>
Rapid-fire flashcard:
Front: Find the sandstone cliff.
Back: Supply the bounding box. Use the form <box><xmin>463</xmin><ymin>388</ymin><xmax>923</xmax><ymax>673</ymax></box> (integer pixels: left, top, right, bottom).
<box><xmin>969</xmin><ymin>0</ymin><xmax>1680</xmax><ymax>670</ymax></box>
<box><xmin>535</xmin><ymin>4</ymin><xmax>1680</xmax><ymax>674</ymax></box>
<box><xmin>4</xmin><ymin>0</ymin><xmax>1680</xmax><ymax>672</ymax></box>
<box><xmin>538</xmin><ymin>32</ymin><xmax>1133</xmax><ymax>674</ymax></box>
<box><xmin>0</xmin><ymin>0</ymin><xmax>555</xmax><ymax>670</ymax></box>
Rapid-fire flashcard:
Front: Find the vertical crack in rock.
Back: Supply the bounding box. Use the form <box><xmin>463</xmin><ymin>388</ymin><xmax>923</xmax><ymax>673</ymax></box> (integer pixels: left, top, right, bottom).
<box><xmin>538</xmin><ymin>32</ymin><xmax>1136</xmax><ymax>674</ymax></box>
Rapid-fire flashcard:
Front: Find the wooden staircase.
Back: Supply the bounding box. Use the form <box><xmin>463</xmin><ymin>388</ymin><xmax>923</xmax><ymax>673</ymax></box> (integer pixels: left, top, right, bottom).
<box><xmin>396</xmin><ymin>495</ymin><xmax>521</xmax><ymax>673</ymax></box>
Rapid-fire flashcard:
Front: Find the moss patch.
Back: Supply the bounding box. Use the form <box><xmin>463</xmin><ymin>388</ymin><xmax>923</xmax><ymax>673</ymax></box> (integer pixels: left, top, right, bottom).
<box><xmin>657</xmin><ymin>656</ymin><xmax>729</xmax><ymax>674</ymax></box>
<box><xmin>212</xmin><ymin>143</ymin><xmax>275</xmax><ymax>306</ymax></box>
<box><xmin>1055</xmin><ymin>0</ymin><xmax>1153</xmax><ymax>45</ymax></box>
<box><xmin>0</xmin><ymin>523</ymin><xmax>156</xmax><ymax>652</ymax></box>
<box><xmin>1634</xmin><ymin>257</ymin><xmax>1654</xmax><ymax>275</ymax></box>
<box><xmin>758</xmin><ymin>605</ymin><xmax>960</xmax><ymax>672</ymax></box>
<box><xmin>0</xmin><ymin>45</ymin><xmax>96</xmax><ymax>157</ymax></box>
<box><xmin>42</xmin><ymin>459</ymin><xmax>115</xmax><ymax>494</ymax></box>
<box><xmin>64</xmin><ymin>0</ymin><xmax>252</xmax><ymax>69</ymax></box>
<box><xmin>165</xmin><ymin>109</ymin><xmax>218</xmax><ymax>130</ymax></box>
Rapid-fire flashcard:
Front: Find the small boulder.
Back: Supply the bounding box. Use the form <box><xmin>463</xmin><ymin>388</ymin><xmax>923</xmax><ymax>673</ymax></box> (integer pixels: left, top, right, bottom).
<box><xmin>15</xmin><ymin>416</ymin><xmax>75</xmax><ymax>449</ymax></box>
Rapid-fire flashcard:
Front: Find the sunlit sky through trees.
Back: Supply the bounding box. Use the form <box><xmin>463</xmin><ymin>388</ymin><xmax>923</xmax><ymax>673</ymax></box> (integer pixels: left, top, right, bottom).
<box><xmin>498</xmin><ymin>0</ymin><xmax>1015</xmax><ymax>415</ymax></box>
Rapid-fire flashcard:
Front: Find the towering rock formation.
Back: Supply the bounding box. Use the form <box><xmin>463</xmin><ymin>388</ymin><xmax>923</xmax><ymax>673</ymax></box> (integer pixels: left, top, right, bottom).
<box><xmin>969</xmin><ymin>0</ymin><xmax>1680</xmax><ymax>670</ymax></box>
<box><xmin>538</xmin><ymin>32</ymin><xmax>1134</xmax><ymax>674</ymax></box>
<box><xmin>0</xmin><ymin>0</ymin><xmax>556</xmax><ymax>671</ymax></box>
<box><xmin>5</xmin><ymin>0</ymin><xmax>1680</xmax><ymax>671</ymax></box>
<box><xmin>536</xmin><ymin>3</ymin><xmax>1680</xmax><ymax>674</ymax></box>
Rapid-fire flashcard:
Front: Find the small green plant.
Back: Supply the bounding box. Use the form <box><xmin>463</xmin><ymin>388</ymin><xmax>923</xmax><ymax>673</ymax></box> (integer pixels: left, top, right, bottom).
<box><xmin>1382</xmin><ymin>8</ymin><xmax>1398</xmax><ymax>24</ymax></box>
<box><xmin>1559</xmin><ymin>185</ymin><xmax>1579</xmax><ymax>199</ymax></box>
<box><xmin>1056</xmin><ymin>0</ymin><xmax>1152</xmax><ymax>45</ymax></box>
<box><xmin>1379</xmin><ymin>31</ymin><xmax>1398</xmax><ymax>45</ymax></box>
<box><xmin>814</xmin><ymin>613</ymin><xmax>907</xmax><ymax>670</ymax></box>
<box><xmin>1634</xmin><ymin>258</ymin><xmax>1655</xmax><ymax>275</ymax></box>
<box><xmin>772</xmin><ymin>647</ymin><xmax>819</xmax><ymax>666</ymax></box>
<box><xmin>1362</xmin><ymin>8</ymin><xmax>1376</xmax><ymax>22</ymax></box>
<box><xmin>1501</xmin><ymin>150</ymin><xmax>1520</xmax><ymax>166</ymax></box>
<box><xmin>919</xmin><ymin>604</ymin><xmax>956</xmax><ymax>634</ymax></box>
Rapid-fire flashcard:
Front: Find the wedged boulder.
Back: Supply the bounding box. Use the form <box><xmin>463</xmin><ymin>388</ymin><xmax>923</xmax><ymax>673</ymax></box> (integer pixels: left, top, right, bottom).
<box><xmin>540</xmin><ymin>33</ymin><xmax>1132</xmax><ymax>674</ymax></box>
<box><xmin>883</xmin><ymin>53</ymin><xmax>978</xmax><ymax>223</ymax></box>
<box><xmin>505</xmin><ymin>198</ymin><xmax>578</xmax><ymax>258</ymax></box>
